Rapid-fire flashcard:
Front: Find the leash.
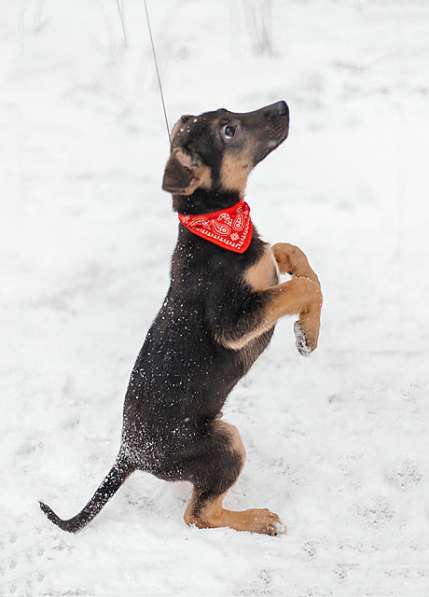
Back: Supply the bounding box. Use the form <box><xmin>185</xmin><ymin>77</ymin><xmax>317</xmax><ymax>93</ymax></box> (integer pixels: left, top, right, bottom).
<box><xmin>116</xmin><ymin>0</ymin><xmax>127</xmax><ymax>47</ymax></box>
<box><xmin>143</xmin><ymin>0</ymin><xmax>171</xmax><ymax>142</ymax></box>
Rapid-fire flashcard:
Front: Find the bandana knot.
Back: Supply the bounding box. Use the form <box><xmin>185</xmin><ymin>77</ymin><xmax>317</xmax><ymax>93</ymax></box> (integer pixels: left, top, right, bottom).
<box><xmin>178</xmin><ymin>200</ymin><xmax>252</xmax><ymax>254</ymax></box>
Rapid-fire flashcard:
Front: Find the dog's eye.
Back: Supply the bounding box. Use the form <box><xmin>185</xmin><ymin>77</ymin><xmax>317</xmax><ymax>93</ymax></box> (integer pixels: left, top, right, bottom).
<box><xmin>221</xmin><ymin>124</ymin><xmax>236</xmax><ymax>140</ymax></box>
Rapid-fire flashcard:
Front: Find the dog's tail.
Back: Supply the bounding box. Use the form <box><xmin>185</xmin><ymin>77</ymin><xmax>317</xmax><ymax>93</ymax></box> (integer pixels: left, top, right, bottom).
<box><xmin>39</xmin><ymin>456</ymin><xmax>134</xmax><ymax>533</ymax></box>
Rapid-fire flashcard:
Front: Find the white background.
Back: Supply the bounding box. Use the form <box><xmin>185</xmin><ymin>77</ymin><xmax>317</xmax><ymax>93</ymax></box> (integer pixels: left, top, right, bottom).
<box><xmin>1</xmin><ymin>1</ymin><xmax>429</xmax><ymax>595</ymax></box>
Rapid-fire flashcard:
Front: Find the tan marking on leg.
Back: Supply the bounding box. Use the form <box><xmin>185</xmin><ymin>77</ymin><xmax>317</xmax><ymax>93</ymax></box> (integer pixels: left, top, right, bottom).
<box><xmin>244</xmin><ymin>245</ymin><xmax>279</xmax><ymax>292</ymax></box>
<box><xmin>266</xmin><ymin>276</ymin><xmax>322</xmax><ymax>351</ymax></box>
<box><xmin>185</xmin><ymin>490</ymin><xmax>282</xmax><ymax>536</ymax></box>
<box><xmin>217</xmin><ymin>324</ymin><xmax>274</xmax><ymax>351</ymax></box>
<box><xmin>184</xmin><ymin>421</ymin><xmax>283</xmax><ymax>535</ymax></box>
<box><xmin>271</xmin><ymin>243</ymin><xmax>322</xmax><ymax>350</ymax></box>
<box><xmin>218</xmin><ymin>275</ymin><xmax>322</xmax><ymax>351</ymax></box>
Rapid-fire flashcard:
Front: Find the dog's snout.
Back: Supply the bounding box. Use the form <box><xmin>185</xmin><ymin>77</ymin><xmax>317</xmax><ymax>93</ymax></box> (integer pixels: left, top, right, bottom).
<box><xmin>264</xmin><ymin>100</ymin><xmax>289</xmax><ymax>119</ymax></box>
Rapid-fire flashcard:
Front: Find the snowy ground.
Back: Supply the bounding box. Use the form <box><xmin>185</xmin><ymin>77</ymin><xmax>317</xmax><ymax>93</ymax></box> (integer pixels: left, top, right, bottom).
<box><xmin>2</xmin><ymin>1</ymin><xmax>429</xmax><ymax>595</ymax></box>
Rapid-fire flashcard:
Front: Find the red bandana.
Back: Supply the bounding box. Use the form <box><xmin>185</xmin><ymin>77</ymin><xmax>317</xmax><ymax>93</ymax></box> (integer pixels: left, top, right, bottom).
<box><xmin>178</xmin><ymin>200</ymin><xmax>252</xmax><ymax>254</ymax></box>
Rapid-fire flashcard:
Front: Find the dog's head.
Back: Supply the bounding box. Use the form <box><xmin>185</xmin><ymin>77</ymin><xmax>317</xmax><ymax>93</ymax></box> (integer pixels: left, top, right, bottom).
<box><xmin>162</xmin><ymin>101</ymin><xmax>289</xmax><ymax>199</ymax></box>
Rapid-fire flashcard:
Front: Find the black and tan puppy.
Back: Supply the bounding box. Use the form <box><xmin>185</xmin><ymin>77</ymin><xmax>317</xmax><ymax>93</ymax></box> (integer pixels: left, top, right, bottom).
<box><xmin>40</xmin><ymin>101</ymin><xmax>322</xmax><ymax>536</ymax></box>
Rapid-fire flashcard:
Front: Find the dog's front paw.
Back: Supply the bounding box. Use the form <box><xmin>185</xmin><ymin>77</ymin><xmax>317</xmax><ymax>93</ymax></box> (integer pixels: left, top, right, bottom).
<box><xmin>272</xmin><ymin>242</ymin><xmax>320</xmax><ymax>286</ymax></box>
<box><xmin>294</xmin><ymin>321</ymin><xmax>311</xmax><ymax>356</ymax></box>
<box><xmin>294</xmin><ymin>320</ymin><xmax>319</xmax><ymax>357</ymax></box>
<box><xmin>272</xmin><ymin>242</ymin><xmax>295</xmax><ymax>275</ymax></box>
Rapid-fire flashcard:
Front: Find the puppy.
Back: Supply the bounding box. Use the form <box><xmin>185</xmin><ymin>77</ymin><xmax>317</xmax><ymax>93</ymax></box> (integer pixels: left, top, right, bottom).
<box><xmin>40</xmin><ymin>101</ymin><xmax>322</xmax><ymax>536</ymax></box>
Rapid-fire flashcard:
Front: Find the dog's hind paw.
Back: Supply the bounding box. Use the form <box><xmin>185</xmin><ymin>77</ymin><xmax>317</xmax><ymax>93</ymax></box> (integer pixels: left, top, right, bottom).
<box><xmin>274</xmin><ymin>520</ymin><xmax>287</xmax><ymax>535</ymax></box>
<box><xmin>294</xmin><ymin>321</ymin><xmax>312</xmax><ymax>357</ymax></box>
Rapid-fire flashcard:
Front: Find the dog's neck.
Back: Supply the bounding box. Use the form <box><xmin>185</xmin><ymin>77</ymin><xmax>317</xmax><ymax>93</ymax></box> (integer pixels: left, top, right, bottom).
<box><xmin>172</xmin><ymin>189</ymin><xmax>241</xmax><ymax>215</ymax></box>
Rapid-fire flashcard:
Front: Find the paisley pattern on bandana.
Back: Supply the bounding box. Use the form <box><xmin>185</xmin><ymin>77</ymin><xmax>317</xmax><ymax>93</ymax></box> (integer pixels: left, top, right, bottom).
<box><xmin>178</xmin><ymin>200</ymin><xmax>252</xmax><ymax>254</ymax></box>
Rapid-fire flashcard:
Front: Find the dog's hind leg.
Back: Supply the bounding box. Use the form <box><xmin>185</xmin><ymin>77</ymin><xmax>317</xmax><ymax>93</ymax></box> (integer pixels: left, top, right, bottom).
<box><xmin>183</xmin><ymin>421</ymin><xmax>282</xmax><ymax>536</ymax></box>
<box><xmin>39</xmin><ymin>454</ymin><xmax>134</xmax><ymax>533</ymax></box>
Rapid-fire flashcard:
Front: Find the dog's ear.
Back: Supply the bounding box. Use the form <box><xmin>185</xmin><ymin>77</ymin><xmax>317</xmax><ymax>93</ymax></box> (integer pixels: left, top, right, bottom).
<box><xmin>162</xmin><ymin>151</ymin><xmax>194</xmax><ymax>194</ymax></box>
<box><xmin>162</xmin><ymin>148</ymin><xmax>212</xmax><ymax>196</ymax></box>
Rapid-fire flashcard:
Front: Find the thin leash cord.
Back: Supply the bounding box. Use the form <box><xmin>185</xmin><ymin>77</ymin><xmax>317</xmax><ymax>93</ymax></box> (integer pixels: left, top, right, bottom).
<box><xmin>116</xmin><ymin>0</ymin><xmax>127</xmax><ymax>47</ymax></box>
<box><xmin>143</xmin><ymin>0</ymin><xmax>171</xmax><ymax>142</ymax></box>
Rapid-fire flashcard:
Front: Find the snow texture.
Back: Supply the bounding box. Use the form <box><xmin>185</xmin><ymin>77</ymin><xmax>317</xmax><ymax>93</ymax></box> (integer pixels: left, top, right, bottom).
<box><xmin>1</xmin><ymin>0</ymin><xmax>429</xmax><ymax>595</ymax></box>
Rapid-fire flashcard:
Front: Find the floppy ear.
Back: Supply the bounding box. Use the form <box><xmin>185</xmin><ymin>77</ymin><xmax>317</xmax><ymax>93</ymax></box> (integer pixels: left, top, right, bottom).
<box><xmin>162</xmin><ymin>152</ymin><xmax>194</xmax><ymax>194</ymax></box>
<box><xmin>162</xmin><ymin>148</ymin><xmax>212</xmax><ymax>196</ymax></box>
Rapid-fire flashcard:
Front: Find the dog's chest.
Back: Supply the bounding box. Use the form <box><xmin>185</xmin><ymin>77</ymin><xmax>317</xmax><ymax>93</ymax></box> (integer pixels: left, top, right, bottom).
<box><xmin>244</xmin><ymin>245</ymin><xmax>279</xmax><ymax>291</ymax></box>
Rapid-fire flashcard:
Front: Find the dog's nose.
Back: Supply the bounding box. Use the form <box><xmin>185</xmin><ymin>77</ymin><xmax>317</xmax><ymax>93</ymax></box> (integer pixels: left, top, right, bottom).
<box><xmin>273</xmin><ymin>100</ymin><xmax>288</xmax><ymax>116</ymax></box>
<box><xmin>262</xmin><ymin>100</ymin><xmax>289</xmax><ymax>119</ymax></box>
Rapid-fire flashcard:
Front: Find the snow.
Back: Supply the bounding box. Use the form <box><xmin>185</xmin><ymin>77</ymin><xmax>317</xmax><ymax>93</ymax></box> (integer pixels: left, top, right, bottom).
<box><xmin>2</xmin><ymin>0</ymin><xmax>429</xmax><ymax>595</ymax></box>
